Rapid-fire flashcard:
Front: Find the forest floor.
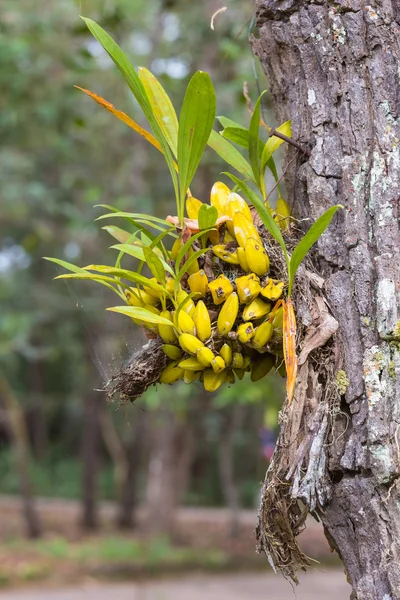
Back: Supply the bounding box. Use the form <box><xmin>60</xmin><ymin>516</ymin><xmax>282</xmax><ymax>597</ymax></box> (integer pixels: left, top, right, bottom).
<box><xmin>0</xmin><ymin>496</ymin><xmax>336</xmax><ymax>590</ymax></box>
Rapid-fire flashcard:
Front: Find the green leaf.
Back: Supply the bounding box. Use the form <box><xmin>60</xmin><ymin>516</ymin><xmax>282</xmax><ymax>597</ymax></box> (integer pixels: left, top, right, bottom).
<box><xmin>177</xmin><ymin>248</ymin><xmax>209</xmax><ymax>280</ymax></box>
<box><xmin>143</xmin><ymin>246</ymin><xmax>166</xmax><ymax>284</ymax></box>
<box><xmin>224</xmin><ymin>174</ymin><xmax>289</xmax><ymax>266</ymax></box>
<box><xmin>107</xmin><ymin>306</ymin><xmax>175</xmax><ymax>327</ymax></box>
<box><xmin>140</xmin><ymin>231</ymin><xmax>154</xmax><ymax>246</ymax></box>
<box><xmin>95</xmin><ymin>206</ymin><xmax>158</xmax><ymax>240</ymax></box>
<box><xmin>112</xmin><ymin>237</ymin><xmax>143</xmax><ymax>280</ymax></box>
<box><xmin>138</xmin><ymin>67</ymin><xmax>179</xmax><ymax>156</ymax></box>
<box><xmin>102</xmin><ymin>225</ymin><xmax>135</xmax><ymax>244</ymax></box>
<box><xmin>96</xmin><ymin>212</ymin><xmax>171</xmax><ymax>234</ymax></box>
<box><xmin>197</xmin><ymin>204</ymin><xmax>218</xmax><ymax>230</ymax></box>
<box><xmin>217</xmin><ymin>116</ymin><xmax>246</xmax><ymax>130</ymax></box>
<box><xmin>96</xmin><ymin>211</ymin><xmax>170</xmax><ymax>227</ymax></box>
<box><xmin>110</xmin><ymin>243</ymin><xmax>145</xmax><ymax>261</ymax></box>
<box><xmin>174</xmin><ymin>291</ymin><xmax>200</xmax><ymax>320</ymax></box>
<box><xmin>148</xmin><ymin>228</ymin><xmax>176</xmax><ymax>262</ymax></box>
<box><xmin>220</xmin><ymin>127</ymin><xmax>269</xmax><ymax>166</ymax></box>
<box><xmin>53</xmin><ymin>272</ymin><xmax>129</xmax><ymax>294</ymax></box>
<box><xmin>81</xmin><ymin>18</ymin><xmax>179</xmax><ymax>211</ymax></box>
<box><xmin>111</xmin><ymin>244</ymin><xmax>173</xmax><ymax>275</ymax></box>
<box><xmin>221</xmin><ymin>127</ymin><xmax>250</xmax><ymax>149</ymax></box>
<box><xmin>261</xmin><ymin>120</ymin><xmax>292</xmax><ymax>172</ymax></box>
<box><xmin>265</xmin><ymin>156</ymin><xmax>279</xmax><ymax>182</ymax></box>
<box><xmin>208</xmin><ymin>130</ymin><xmax>254</xmax><ymax>181</ymax></box>
<box><xmin>175</xmin><ymin>229</ymin><xmax>212</xmax><ymax>273</ymax></box>
<box><xmin>82</xmin><ymin>265</ymin><xmax>168</xmax><ymax>296</ymax></box>
<box><xmin>289</xmin><ymin>205</ymin><xmax>341</xmax><ymax>295</ymax></box>
<box><xmin>177</xmin><ymin>71</ymin><xmax>216</xmax><ymax>224</ymax></box>
<box><xmin>43</xmin><ymin>257</ymin><xmax>87</xmax><ymax>275</ymax></box>
<box><xmin>44</xmin><ymin>258</ymin><xmax>127</xmax><ymax>300</ymax></box>
<box><xmin>248</xmin><ymin>93</ymin><xmax>265</xmax><ymax>189</ymax></box>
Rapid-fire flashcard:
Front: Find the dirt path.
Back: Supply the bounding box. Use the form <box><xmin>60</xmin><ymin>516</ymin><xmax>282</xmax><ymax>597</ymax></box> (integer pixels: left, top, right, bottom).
<box><xmin>0</xmin><ymin>570</ymin><xmax>350</xmax><ymax>600</ymax></box>
<box><xmin>0</xmin><ymin>495</ymin><xmax>322</xmax><ymax>530</ymax></box>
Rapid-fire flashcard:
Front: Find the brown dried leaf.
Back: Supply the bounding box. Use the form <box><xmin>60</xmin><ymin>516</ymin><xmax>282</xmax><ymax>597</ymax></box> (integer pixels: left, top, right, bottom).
<box><xmin>298</xmin><ymin>296</ymin><xmax>338</xmax><ymax>365</ymax></box>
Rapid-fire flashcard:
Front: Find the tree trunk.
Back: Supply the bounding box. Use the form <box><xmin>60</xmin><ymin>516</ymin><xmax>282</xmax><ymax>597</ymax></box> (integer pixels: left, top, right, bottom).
<box><xmin>116</xmin><ymin>415</ymin><xmax>144</xmax><ymax>529</ymax></box>
<box><xmin>145</xmin><ymin>408</ymin><xmax>193</xmax><ymax>536</ymax></box>
<box><xmin>81</xmin><ymin>388</ymin><xmax>101</xmax><ymax>530</ymax></box>
<box><xmin>253</xmin><ymin>2</ymin><xmax>400</xmax><ymax>597</ymax></box>
<box><xmin>218</xmin><ymin>405</ymin><xmax>242</xmax><ymax>538</ymax></box>
<box><xmin>0</xmin><ymin>372</ymin><xmax>42</xmax><ymax>539</ymax></box>
<box><xmin>99</xmin><ymin>405</ymin><xmax>128</xmax><ymax>505</ymax></box>
<box><xmin>27</xmin><ymin>361</ymin><xmax>47</xmax><ymax>461</ymax></box>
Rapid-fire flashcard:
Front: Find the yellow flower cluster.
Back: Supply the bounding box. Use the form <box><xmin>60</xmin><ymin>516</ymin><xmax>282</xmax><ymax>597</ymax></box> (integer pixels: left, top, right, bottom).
<box><xmin>126</xmin><ymin>182</ymin><xmax>289</xmax><ymax>392</ymax></box>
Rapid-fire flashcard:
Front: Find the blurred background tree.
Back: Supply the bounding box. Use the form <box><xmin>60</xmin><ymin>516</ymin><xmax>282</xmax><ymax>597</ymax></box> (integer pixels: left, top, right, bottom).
<box><xmin>0</xmin><ymin>0</ymin><xmax>284</xmax><ymax>543</ymax></box>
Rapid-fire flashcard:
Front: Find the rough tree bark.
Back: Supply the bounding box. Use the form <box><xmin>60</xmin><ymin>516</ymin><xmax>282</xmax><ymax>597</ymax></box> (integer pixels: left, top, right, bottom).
<box><xmin>252</xmin><ymin>2</ymin><xmax>400</xmax><ymax>598</ymax></box>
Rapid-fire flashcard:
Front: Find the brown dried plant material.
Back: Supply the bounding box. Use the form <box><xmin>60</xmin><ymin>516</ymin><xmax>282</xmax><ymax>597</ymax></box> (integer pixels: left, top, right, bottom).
<box><xmin>107</xmin><ymin>339</ymin><xmax>167</xmax><ymax>403</ymax></box>
<box><xmin>298</xmin><ymin>297</ymin><xmax>338</xmax><ymax>366</ymax></box>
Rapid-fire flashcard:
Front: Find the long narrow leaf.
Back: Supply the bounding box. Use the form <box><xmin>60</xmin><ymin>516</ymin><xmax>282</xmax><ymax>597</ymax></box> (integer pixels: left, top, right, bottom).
<box><xmin>265</xmin><ymin>156</ymin><xmax>279</xmax><ymax>183</ymax></box>
<box><xmin>208</xmin><ymin>130</ymin><xmax>255</xmax><ymax>182</ymax></box>
<box><xmin>248</xmin><ymin>93</ymin><xmax>265</xmax><ymax>188</ymax></box>
<box><xmin>221</xmin><ymin>127</ymin><xmax>268</xmax><ymax>165</ymax></box>
<box><xmin>110</xmin><ymin>233</ymin><xmax>144</xmax><ymax>288</ymax></box>
<box><xmin>81</xmin><ymin>18</ymin><xmax>179</xmax><ymax>206</ymax></box>
<box><xmin>75</xmin><ymin>87</ymin><xmax>163</xmax><ymax>154</ymax></box>
<box><xmin>111</xmin><ymin>243</ymin><xmax>170</xmax><ymax>270</ymax></box>
<box><xmin>96</xmin><ymin>210</ymin><xmax>170</xmax><ymax>227</ymax></box>
<box><xmin>289</xmin><ymin>205</ymin><xmax>341</xmax><ymax>295</ymax></box>
<box><xmin>221</xmin><ymin>127</ymin><xmax>250</xmax><ymax>149</ymax></box>
<box><xmin>261</xmin><ymin>120</ymin><xmax>292</xmax><ymax>171</ymax></box>
<box><xmin>44</xmin><ymin>257</ymin><xmax>126</xmax><ymax>299</ymax></box>
<box><xmin>54</xmin><ymin>272</ymin><xmax>130</xmax><ymax>294</ymax></box>
<box><xmin>138</xmin><ymin>67</ymin><xmax>179</xmax><ymax>156</ymax></box>
<box><xmin>43</xmin><ymin>257</ymin><xmax>87</xmax><ymax>275</ymax></box>
<box><xmin>110</xmin><ymin>244</ymin><xmax>145</xmax><ymax>261</ymax></box>
<box><xmin>143</xmin><ymin>246</ymin><xmax>166</xmax><ymax>283</ymax></box>
<box><xmin>96</xmin><ymin>213</ymin><xmax>171</xmax><ymax>234</ymax></box>
<box><xmin>102</xmin><ymin>226</ymin><xmax>136</xmax><ymax>244</ymax></box>
<box><xmin>148</xmin><ymin>228</ymin><xmax>175</xmax><ymax>262</ymax></box>
<box><xmin>177</xmin><ymin>71</ymin><xmax>216</xmax><ymax>224</ymax></box>
<box><xmin>175</xmin><ymin>229</ymin><xmax>212</xmax><ymax>273</ymax></box>
<box><xmin>82</xmin><ymin>265</ymin><xmax>168</xmax><ymax>295</ymax></box>
<box><xmin>177</xmin><ymin>248</ymin><xmax>208</xmax><ymax>280</ymax></box>
<box><xmin>224</xmin><ymin>174</ymin><xmax>289</xmax><ymax>265</ymax></box>
<box><xmin>217</xmin><ymin>116</ymin><xmax>246</xmax><ymax>130</ymax></box>
<box><xmin>95</xmin><ymin>205</ymin><xmax>157</xmax><ymax>240</ymax></box>
<box><xmin>107</xmin><ymin>306</ymin><xmax>175</xmax><ymax>327</ymax></box>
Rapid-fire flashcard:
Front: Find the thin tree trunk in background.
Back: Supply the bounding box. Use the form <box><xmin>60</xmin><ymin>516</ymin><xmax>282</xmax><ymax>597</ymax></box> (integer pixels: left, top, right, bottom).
<box><xmin>81</xmin><ymin>388</ymin><xmax>101</xmax><ymax>530</ymax></box>
<box><xmin>116</xmin><ymin>415</ymin><xmax>144</xmax><ymax>529</ymax></box>
<box><xmin>218</xmin><ymin>405</ymin><xmax>242</xmax><ymax>538</ymax></box>
<box><xmin>99</xmin><ymin>405</ymin><xmax>128</xmax><ymax>504</ymax></box>
<box><xmin>253</xmin><ymin>2</ymin><xmax>400</xmax><ymax>597</ymax></box>
<box><xmin>145</xmin><ymin>408</ymin><xmax>194</xmax><ymax>536</ymax></box>
<box><xmin>0</xmin><ymin>371</ymin><xmax>42</xmax><ymax>539</ymax></box>
<box><xmin>27</xmin><ymin>361</ymin><xmax>47</xmax><ymax>461</ymax></box>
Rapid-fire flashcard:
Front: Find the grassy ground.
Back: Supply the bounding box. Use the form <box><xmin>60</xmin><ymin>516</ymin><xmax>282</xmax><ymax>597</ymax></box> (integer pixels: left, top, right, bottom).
<box><xmin>0</xmin><ymin>535</ymin><xmax>232</xmax><ymax>588</ymax></box>
<box><xmin>0</xmin><ymin>497</ymin><xmax>335</xmax><ymax>589</ymax></box>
